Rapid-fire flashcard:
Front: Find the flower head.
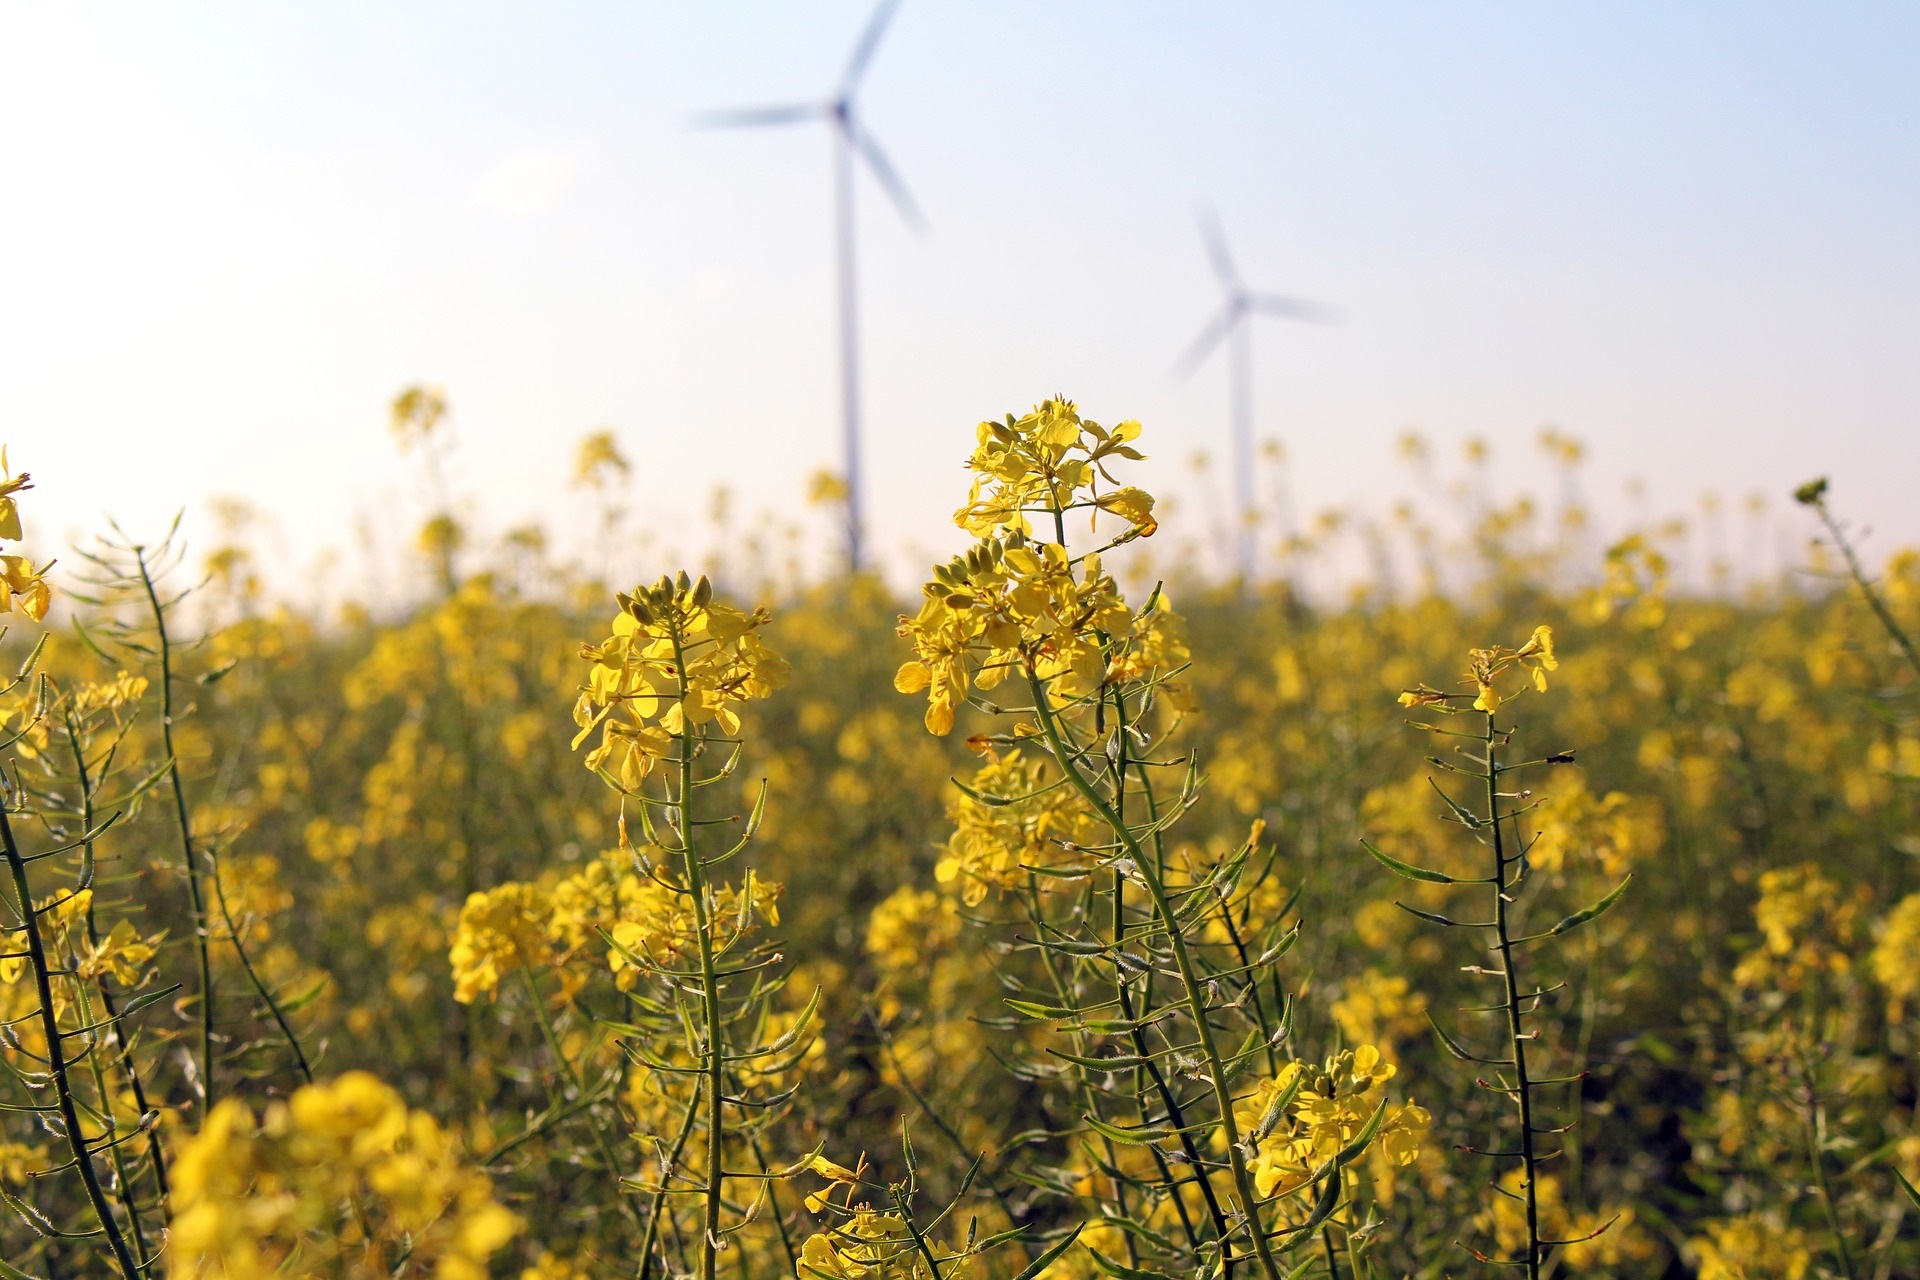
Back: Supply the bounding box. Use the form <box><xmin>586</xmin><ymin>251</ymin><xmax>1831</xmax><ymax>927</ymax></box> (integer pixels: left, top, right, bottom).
<box><xmin>573</xmin><ymin>572</ymin><xmax>788</xmax><ymax>790</ymax></box>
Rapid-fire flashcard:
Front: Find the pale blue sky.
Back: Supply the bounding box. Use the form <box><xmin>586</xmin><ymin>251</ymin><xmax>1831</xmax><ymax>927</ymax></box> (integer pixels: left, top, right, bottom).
<box><xmin>5</xmin><ymin>3</ymin><xmax>1917</xmax><ymax>590</ymax></box>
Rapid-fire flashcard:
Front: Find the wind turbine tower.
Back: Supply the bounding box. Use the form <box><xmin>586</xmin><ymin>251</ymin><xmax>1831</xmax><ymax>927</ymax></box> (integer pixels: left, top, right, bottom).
<box><xmin>695</xmin><ymin>0</ymin><xmax>925</xmax><ymax>573</ymax></box>
<box><xmin>1174</xmin><ymin>212</ymin><xmax>1328</xmax><ymax>583</ymax></box>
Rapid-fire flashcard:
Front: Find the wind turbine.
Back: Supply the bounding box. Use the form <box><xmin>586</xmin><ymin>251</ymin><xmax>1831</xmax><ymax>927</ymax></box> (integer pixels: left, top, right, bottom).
<box><xmin>694</xmin><ymin>0</ymin><xmax>925</xmax><ymax>574</ymax></box>
<box><xmin>1173</xmin><ymin>211</ymin><xmax>1328</xmax><ymax>583</ymax></box>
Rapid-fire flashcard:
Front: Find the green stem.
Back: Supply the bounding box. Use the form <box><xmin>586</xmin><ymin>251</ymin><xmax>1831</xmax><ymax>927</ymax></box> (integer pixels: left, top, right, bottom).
<box><xmin>0</xmin><ymin>804</ymin><xmax>141</xmax><ymax>1280</ymax></box>
<box><xmin>64</xmin><ymin>712</ymin><xmax>169</xmax><ymax>1215</ymax></box>
<box><xmin>1812</xmin><ymin>497</ymin><xmax>1920</xmax><ymax>681</ymax></box>
<box><xmin>1029</xmin><ymin>671</ymin><xmax>1283</xmax><ymax>1280</ymax></box>
<box><xmin>1484</xmin><ymin>715</ymin><xmax>1541</xmax><ymax>1280</ymax></box>
<box><xmin>671</xmin><ymin>624</ymin><xmax>727</xmax><ymax>1280</ymax></box>
<box><xmin>637</xmin><ymin>1084</ymin><xmax>706</xmax><ymax>1280</ymax></box>
<box><xmin>135</xmin><ymin>549</ymin><xmax>215</xmax><ymax>1109</ymax></box>
<box><xmin>1799</xmin><ymin>1054</ymin><xmax>1857</xmax><ymax>1280</ymax></box>
<box><xmin>206</xmin><ymin>855</ymin><xmax>313</xmax><ymax>1084</ymax></box>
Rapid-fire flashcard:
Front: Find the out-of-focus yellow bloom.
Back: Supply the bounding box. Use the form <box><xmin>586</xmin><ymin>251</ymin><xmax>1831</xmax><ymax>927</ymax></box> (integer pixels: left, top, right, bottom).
<box><xmin>1330</xmin><ymin>969</ymin><xmax>1428</xmax><ymax>1060</ymax></box>
<box><xmin>570</xmin><ymin>429</ymin><xmax>629</xmax><ymax>491</ymax></box>
<box><xmin>167</xmin><ymin>1071</ymin><xmax>518</xmax><ymax>1279</ymax></box>
<box><xmin>1688</xmin><ymin>1213</ymin><xmax>1810</xmax><ymax>1280</ymax></box>
<box><xmin>1871</xmin><ymin>891</ymin><xmax>1920</xmax><ymax>1015</ymax></box>
<box><xmin>1478</xmin><ymin>1170</ymin><xmax>1653</xmax><ymax>1271</ymax></box>
<box><xmin>1528</xmin><ymin>774</ymin><xmax>1664</xmax><ymax>878</ymax></box>
<box><xmin>0</xmin><ymin>1140</ymin><xmax>47</xmax><ymax>1185</ymax></box>
<box><xmin>865</xmin><ymin>886</ymin><xmax>960</xmax><ymax>975</ymax></box>
<box><xmin>449</xmin><ymin>882</ymin><xmax>554</xmax><ymax>1004</ymax></box>
<box><xmin>937</xmin><ymin>749</ymin><xmax>1099</xmax><ymax>904</ymax></box>
<box><xmin>521</xmin><ymin>1253</ymin><xmax>594</xmax><ymax>1280</ymax></box>
<box><xmin>1731</xmin><ymin>862</ymin><xmax>1860</xmax><ymax>992</ymax></box>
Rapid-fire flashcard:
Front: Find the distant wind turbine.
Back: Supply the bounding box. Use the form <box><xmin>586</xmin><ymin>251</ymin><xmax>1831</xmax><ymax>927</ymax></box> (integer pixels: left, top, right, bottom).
<box><xmin>1173</xmin><ymin>211</ymin><xmax>1329</xmax><ymax>582</ymax></box>
<box><xmin>693</xmin><ymin>0</ymin><xmax>925</xmax><ymax>573</ymax></box>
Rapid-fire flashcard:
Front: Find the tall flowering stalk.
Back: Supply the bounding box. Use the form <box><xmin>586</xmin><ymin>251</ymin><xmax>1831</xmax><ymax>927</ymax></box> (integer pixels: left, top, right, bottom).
<box><xmin>571</xmin><ymin>571</ymin><xmax>796</xmax><ymax>1280</ymax></box>
<box><xmin>0</xmin><ymin>456</ymin><xmax>170</xmax><ymax>1278</ymax></box>
<box><xmin>899</xmin><ymin>400</ymin><xmax>1426</xmax><ymax>1277</ymax></box>
<box><xmin>1379</xmin><ymin>630</ymin><xmax>1630</xmax><ymax>1276</ymax></box>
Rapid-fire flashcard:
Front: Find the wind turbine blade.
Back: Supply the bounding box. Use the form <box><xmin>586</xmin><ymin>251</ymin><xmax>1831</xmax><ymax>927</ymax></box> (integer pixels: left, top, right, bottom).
<box><xmin>850</xmin><ymin>123</ymin><xmax>927</xmax><ymax>233</ymax></box>
<box><xmin>1250</xmin><ymin>294</ymin><xmax>1335</xmax><ymax>323</ymax></box>
<box><xmin>1171</xmin><ymin>307</ymin><xmax>1237</xmax><ymax>379</ymax></box>
<box><xmin>1197</xmin><ymin>208</ymin><xmax>1241</xmax><ymax>292</ymax></box>
<box><xmin>841</xmin><ymin>0</ymin><xmax>904</xmax><ymax>94</ymax></box>
<box><xmin>688</xmin><ymin>103</ymin><xmax>820</xmax><ymax>129</ymax></box>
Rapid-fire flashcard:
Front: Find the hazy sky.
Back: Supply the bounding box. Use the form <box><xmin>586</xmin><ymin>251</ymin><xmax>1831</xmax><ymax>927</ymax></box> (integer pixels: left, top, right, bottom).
<box><xmin>5</xmin><ymin>2</ymin><xmax>1917</xmax><ymax>590</ymax></box>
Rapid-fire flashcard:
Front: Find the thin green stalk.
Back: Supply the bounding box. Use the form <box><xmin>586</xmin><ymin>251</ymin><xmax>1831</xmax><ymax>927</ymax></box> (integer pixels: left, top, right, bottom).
<box><xmin>1806</xmin><ymin>491</ymin><xmax>1920</xmax><ymax>681</ymax></box>
<box><xmin>1484</xmin><ymin>715</ymin><xmax>1541</xmax><ymax>1280</ymax></box>
<box><xmin>1016</xmin><ymin>873</ymin><xmax>1150</xmax><ymax>1269</ymax></box>
<box><xmin>72</xmin><ymin>979</ymin><xmax>150</xmax><ymax>1272</ymax></box>
<box><xmin>1798</xmin><ymin>1053</ymin><xmax>1857</xmax><ymax>1280</ymax></box>
<box><xmin>137</xmin><ymin>552</ymin><xmax>313</xmax><ymax>1093</ymax></box>
<box><xmin>1029</xmin><ymin>671</ymin><xmax>1284</xmax><ymax>1280</ymax></box>
<box><xmin>0</xmin><ymin>804</ymin><xmax>140</xmax><ymax>1280</ymax></box>
<box><xmin>134</xmin><ymin>549</ymin><xmax>214</xmax><ymax>1107</ymax></box>
<box><xmin>206</xmin><ymin>856</ymin><xmax>313</xmax><ymax>1085</ymax></box>
<box><xmin>64</xmin><ymin>711</ymin><xmax>169</xmax><ymax>1210</ymax></box>
<box><xmin>637</xmin><ymin>1085</ymin><xmax>706</xmax><ymax>1280</ymax></box>
<box><xmin>1104</xmin><ymin>688</ymin><xmax>1232</xmax><ymax>1262</ymax></box>
<box><xmin>670</xmin><ymin>624</ymin><xmax>727</xmax><ymax>1280</ymax></box>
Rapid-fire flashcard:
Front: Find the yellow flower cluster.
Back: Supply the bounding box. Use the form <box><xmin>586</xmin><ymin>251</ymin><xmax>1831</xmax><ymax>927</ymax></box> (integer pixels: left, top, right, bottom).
<box><xmin>1731</xmin><ymin>862</ymin><xmax>1862</xmax><ymax>992</ymax></box>
<box><xmin>168</xmin><ymin>1071</ymin><xmax>518</xmax><ymax>1279</ymax></box>
<box><xmin>448</xmin><ymin>852</ymin><xmax>782</xmax><ymax>1003</ymax></box>
<box><xmin>572</xmin><ymin>572</ymin><xmax>789</xmax><ymax>790</ymax></box>
<box><xmin>794</xmin><ymin>1155</ymin><xmax>968</xmax><ymax>1279</ymax></box>
<box><xmin>1399</xmin><ymin>625</ymin><xmax>1557</xmax><ymax>715</ymax></box>
<box><xmin>952</xmin><ymin>398</ymin><xmax>1154</xmax><ymax>539</ymax></box>
<box><xmin>936</xmin><ymin>749</ymin><xmax>1100</xmax><ymax>904</ymax></box>
<box><xmin>897</xmin><ymin>400</ymin><xmax>1178</xmax><ymax>736</ymax></box>
<box><xmin>1233</xmin><ymin>1045</ymin><xmax>1429</xmax><ymax>1200</ymax></box>
<box><xmin>0</xmin><ymin>449</ymin><xmax>51</xmax><ymax>622</ymax></box>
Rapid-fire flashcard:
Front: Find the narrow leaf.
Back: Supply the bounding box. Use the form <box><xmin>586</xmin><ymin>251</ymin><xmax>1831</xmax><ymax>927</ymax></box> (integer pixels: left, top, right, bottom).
<box><xmin>1360</xmin><ymin>839</ymin><xmax>1456</xmax><ymax>885</ymax></box>
<box><xmin>1010</xmin><ymin>1224</ymin><xmax>1085</xmax><ymax>1280</ymax></box>
<box><xmin>1546</xmin><ymin>874</ymin><xmax>1633</xmax><ymax>938</ymax></box>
